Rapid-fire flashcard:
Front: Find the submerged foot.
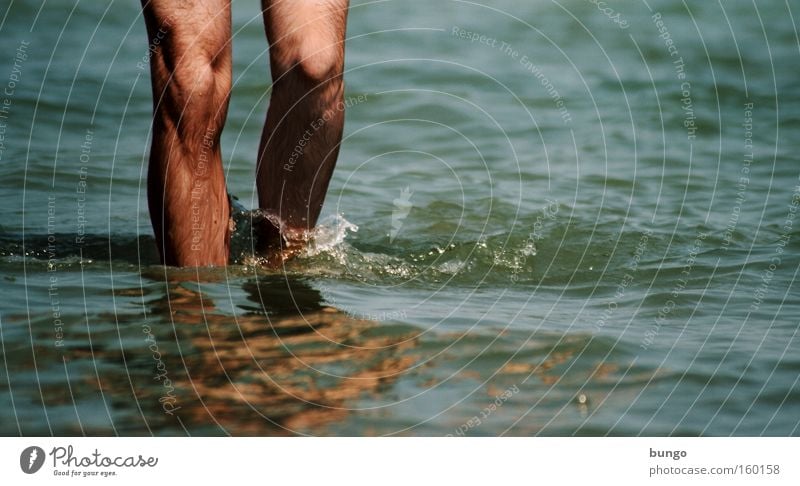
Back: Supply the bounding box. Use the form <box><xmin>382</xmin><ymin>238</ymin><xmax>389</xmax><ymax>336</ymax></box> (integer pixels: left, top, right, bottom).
<box><xmin>251</xmin><ymin>211</ymin><xmax>308</xmax><ymax>268</ymax></box>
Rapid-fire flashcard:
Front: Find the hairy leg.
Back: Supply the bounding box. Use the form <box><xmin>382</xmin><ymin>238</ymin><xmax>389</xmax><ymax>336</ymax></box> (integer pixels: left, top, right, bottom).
<box><xmin>257</xmin><ymin>0</ymin><xmax>349</xmax><ymax>258</ymax></box>
<box><xmin>142</xmin><ymin>0</ymin><xmax>232</xmax><ymax>266</ymax></box>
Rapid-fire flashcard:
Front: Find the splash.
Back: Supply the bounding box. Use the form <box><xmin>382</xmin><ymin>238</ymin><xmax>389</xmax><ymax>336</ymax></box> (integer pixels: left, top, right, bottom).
<box><xmin>302</xmin><ymin>214</ymin><xmax>359</xmax><ymax>257</ymax></box>
<box><xmin>228</xmin><ymin>200</ymin><xmax>548</xmax><ymax>284</ymax></box>
<box><xmin>230</xmin><ymin>204</ymin><xmax>358</xmax><ymax>267</ymax></box>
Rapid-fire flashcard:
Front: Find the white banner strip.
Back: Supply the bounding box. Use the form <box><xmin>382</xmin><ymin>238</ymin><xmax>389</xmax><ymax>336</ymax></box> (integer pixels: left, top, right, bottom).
<box><xmin>1</xmin><ymin>438</ymin><xmax>797</xmax><ymax>485</ymax></box>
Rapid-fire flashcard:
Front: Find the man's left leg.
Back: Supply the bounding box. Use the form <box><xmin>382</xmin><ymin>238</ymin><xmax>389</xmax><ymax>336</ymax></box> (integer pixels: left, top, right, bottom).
<box><xmin>256</xmin><ymin>0</ymin><xmax>349</xmax><ymax>259</ymax></box>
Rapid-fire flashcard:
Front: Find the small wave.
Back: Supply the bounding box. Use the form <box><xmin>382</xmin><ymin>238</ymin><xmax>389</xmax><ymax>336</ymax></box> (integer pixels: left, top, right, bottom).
<box><xmin>284</xmin><ymin>228</ymin><xmax>542</xmax><ymax>286</ymax></box>
<box><xmin>226</xmin><ymin>202</ymin><xmax>561</xmax><ymax>285</ymax></box>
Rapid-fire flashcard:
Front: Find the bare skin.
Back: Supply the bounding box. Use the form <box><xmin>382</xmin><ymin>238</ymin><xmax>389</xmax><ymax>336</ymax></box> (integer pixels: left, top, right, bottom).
<box><xmin>142</xmin><ymin>0</ymin><xmax>349</xmax><ymax>267</ymax></box>
<box><xmin>256</xmin><ymin>0</ymin><xmax>349</xmax><ymax>260</ymax></box>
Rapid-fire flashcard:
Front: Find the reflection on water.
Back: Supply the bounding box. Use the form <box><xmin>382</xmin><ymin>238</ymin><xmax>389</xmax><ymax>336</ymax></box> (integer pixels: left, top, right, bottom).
<box><xmin>102</xmin><ymin>274</ymin><xmax>421</xmax><ymax>436</ymax></box>
<box><xmin>1</xmin><ymin>255</ymin><xmax>795</xmax><ymax>436</ymax></box>
<box><xmin>2</xmin><ymin>263</ymin><xmax>647</xmax><ymax>436</ymax></box>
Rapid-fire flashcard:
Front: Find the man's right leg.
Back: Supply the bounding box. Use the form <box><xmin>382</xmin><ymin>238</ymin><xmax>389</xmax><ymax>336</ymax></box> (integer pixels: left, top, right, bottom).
<box><xmin>142</xmin><ymin>0</ymin><xmax>232</xmax><ymax>267</ymax></box>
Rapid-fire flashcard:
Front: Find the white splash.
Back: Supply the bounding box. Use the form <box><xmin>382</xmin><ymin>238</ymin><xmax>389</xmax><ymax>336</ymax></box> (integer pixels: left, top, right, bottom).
<box><xmin>302</xmin><ymin>214</ymin><xmax>359</xmax><ymax>257</ymax></box>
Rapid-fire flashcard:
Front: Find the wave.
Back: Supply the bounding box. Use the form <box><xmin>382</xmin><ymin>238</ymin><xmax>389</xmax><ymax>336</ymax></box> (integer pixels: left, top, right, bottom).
<box><xmin>4</xmin><ymin>200</ymin><xmax>791</xmax><ymax>291</ymax></box>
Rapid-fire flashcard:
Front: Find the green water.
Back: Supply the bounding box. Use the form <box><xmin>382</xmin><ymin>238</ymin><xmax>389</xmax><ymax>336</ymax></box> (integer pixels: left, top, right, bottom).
<box><xmin>0</xmin><ymin>0</ymin><xmax>798</xmax><ymax>435</ymax></box>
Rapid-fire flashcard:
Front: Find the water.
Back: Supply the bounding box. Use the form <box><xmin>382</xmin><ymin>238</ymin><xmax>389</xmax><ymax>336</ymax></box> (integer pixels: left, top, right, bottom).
<box><xmin>1</xmin><ymin>0</ymin><xmax>798</xmax><ymax>436</ymax></box>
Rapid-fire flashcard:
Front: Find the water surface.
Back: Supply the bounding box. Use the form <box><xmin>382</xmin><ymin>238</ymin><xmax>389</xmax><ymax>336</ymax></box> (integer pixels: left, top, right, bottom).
<box><xmin>0</xmin><ymin>0</ymin><xmax>798</xmax><ymax>435</ymax></box>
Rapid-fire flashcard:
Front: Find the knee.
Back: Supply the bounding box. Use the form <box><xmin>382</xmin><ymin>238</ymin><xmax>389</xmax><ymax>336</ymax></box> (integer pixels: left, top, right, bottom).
<box><xmin>294</xmin><ymin>40</ymin><xmax>343</xmax><ymax>84</ymax></box>
<box><xmin>156</xmin><ymin>60</ymin><xmax>230</xmax><ymax>149</ymax></box>
<box><xmin>271</xmin><ymin>47</ymin><xmax>344</xmax><ymax>119</ymax></box>
<box><xmin>265</xmin><ymin>1</ymin><xmax>347</xmax><ymax>94</ymax></box>
<box><xmin>152</xmin><ymin>40</ymin><xmax>231</xmax><ymax>130</ymax></box>
<box><xmin>177</xmin><ymin>63</ymin><xmax>228</xmax><ymax>106</ymax></box>
<box><xmin>272</xmin><ymin>34</ymin><xmax>344</xmax><ymax>89</ymax></box>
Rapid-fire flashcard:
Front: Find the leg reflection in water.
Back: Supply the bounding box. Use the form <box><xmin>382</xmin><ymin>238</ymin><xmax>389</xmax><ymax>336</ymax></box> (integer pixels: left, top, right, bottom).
<box><xmin>129</xmin><ymin>273</ymin><xmax>420</xmax><ymax>435</ymax></box>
